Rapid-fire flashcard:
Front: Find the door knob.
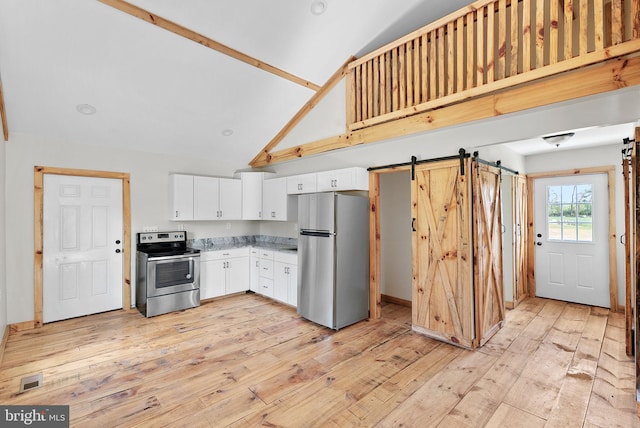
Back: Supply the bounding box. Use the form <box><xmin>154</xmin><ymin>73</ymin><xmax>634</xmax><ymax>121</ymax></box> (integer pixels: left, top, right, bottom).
<box><xmin>115</xmin><ymin>249</ymin><xmax>121</xmax><ymax>253</ymax></box>
<box><xmin>536</xmin><ymin>233</ymin><xmax>542</xmax><ymax>238</ymax></box>
<box><xmin>115</xmin><ymin>239</ymin><xmax>121</xmax><ymax>244</ymax></box>
<box><xmin>536</xmin><ymin>242</ymin><xmax>542</xmax><ymax>246</ymax></box>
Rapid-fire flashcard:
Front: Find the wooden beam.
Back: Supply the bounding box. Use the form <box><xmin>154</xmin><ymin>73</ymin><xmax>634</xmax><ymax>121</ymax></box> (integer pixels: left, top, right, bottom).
<box><xmin>0</xmin><ymin>73</ymin><xmax>8</xmax><ymax>141</ymax></box>
<box><xmin>98</xmin><ymin>0</ymin><xmax>320</xmax><ymax>91</ymax></box>
<box><xmin>251</xmin><ymin>53</ymin><xmax>640</xmax><ymax>167</ymax></box>
<box><xmin>249</xmin><ymin>57</ymin><xmax>354</xmax><ymax>166</ymax></box>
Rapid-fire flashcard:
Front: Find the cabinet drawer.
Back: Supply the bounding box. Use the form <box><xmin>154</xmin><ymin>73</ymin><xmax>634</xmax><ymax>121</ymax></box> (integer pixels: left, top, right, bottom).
<box><xmin>274</xmin><ymin>251</ymin><xmax>297</xmax><ymax>265</ymax></box>
<box><xmin>259</xmin><ymin>259</ymin><xmax>274</xmax><ymax>279</ymax></box>
<box><xmin>258</xmin><ymin>249</ymin><xmax>274</xmax><ymax>260</ymax></box>
<box><xmin>259</xmin><ymin>277</ymin><xmax>273</xmax><ymax>297</ymax></box>
<box><xmin>200</xmin><ymin>247</ymin><xmax>249</xmax><ymax>261</ymax></box>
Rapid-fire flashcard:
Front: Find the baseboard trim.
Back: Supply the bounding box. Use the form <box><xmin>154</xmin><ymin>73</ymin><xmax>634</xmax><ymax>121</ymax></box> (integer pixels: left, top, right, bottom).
<box><xmin>0</xmin><ymin>325</ymin><xmax>9</xmax><ymax>366</ymax></box>
<box><xmin>381</xmin><ymin>294</ymin><xmax>411</xmax><ymax>308</ymax></box>
<box><xmin>9</xmin><ymin>320</ymin><xmax>36</xmax><ymax>333</ymax></box>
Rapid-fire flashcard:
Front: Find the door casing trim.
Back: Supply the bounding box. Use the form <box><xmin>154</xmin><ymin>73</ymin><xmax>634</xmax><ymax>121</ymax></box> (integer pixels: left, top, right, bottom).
<box><xmin>33</xmin><ymin>166</ymin><xmax>132</xmax><ymax>328</ymax></box>
<box><xmin>526</xmin><ymin>166</ymin><xmax>618</xmax><ymax>310</ymax></box>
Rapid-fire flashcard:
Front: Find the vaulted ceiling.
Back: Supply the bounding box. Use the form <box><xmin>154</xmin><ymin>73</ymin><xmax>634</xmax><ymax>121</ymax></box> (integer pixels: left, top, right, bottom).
<box><xmin>0</xmin><ymin>0</ymin><xmax>474</xmax><ymax>169</ymax></box>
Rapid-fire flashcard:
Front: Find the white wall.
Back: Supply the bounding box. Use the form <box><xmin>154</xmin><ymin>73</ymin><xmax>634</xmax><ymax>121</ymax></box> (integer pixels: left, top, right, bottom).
<box><xmin>380</xmin><ymin>171</ymin><xmax>412</xmax><ymax>301</ymax></box>
<box><xmin>525</xmin><ymin>144</ymin><xmax>626</xmax><ymax>308</ymax></box>
<box><xmin>0</xmin><ymin>134</ymin><xmax>6</xmax><ymax>335</ymax></box>
<box><xmin>5</xmin><ymin>133</ymin><xmax>260</xmax><ymax>324</ymax></box>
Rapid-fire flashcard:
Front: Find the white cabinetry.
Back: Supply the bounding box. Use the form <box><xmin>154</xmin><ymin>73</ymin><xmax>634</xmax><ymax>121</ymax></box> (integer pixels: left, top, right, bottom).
<box><xmin>274</xmin><ymin>252</ymin><xmax>298</xmax><ymax>306</ymax></box>
<box><xmin>169</xmin><ymin>174</ymin><xmax>194</xmax><ymax>220</ymax></box>
<box><xmin>257</xmin><ymin>249</ymin><xmax>274</xmax><ymax>297</ymax></box>
<box><xmin>235</xmin><ymin>172</ymin><xmax>274</xmax><ymax>220</ymax></box>
<box><xmin>316</xmin><ymin>167</ymin><xmax>368</xmax><ymax>192</ymax></box>
<box><xmin>249</xmin><ymin>248</ymin><xmax>260</xmax><ymax>292</ymax></box>
<box><xmin>263</xmin><ymin>178</ymin><xmax>297</xmax><ymax>221</ymax></box>
<box><xmin>286</xmin><ymin>173</ymin><xmax>317</xmax><ymax>195</ymax></box>
<box><xmin>170</xmin><ymin>174</ymin><xmax>241</xmax><ymax>221</ymax></box>
<box><xmin>199</xmin><ymin>248</ymin><xmax>249</xmax><ymax>299</ymax></box>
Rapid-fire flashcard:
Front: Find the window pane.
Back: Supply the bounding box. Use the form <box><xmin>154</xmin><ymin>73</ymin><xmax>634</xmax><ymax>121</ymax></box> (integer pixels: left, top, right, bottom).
<box><xmin>577</xmin><ymin>203</ymin><xmax>592</xmax><ymax>221</ymax></box>
<box><xmin>548</xmin><ymin>204</ymin><xmax>561</xmax><ymax>218</ymax></box>
<box><xmin>548</xmin><ymin>222</ymin><xmax>562</xmax><ymax>240</ymax></box>
<box><xmin>577</xmin><ymin>223</ymin><xmax>593</xmax><ymax>241</ymax></box>
<box><xmin>548</xmin><ymin>186</ymin><xmax>561</xmax><ymax>204</ymax></box>
<box><xmin>562</xmin><ymin>222</ymin><xmax>578</xmax><ymax>241</ymax></box>
<box><xmin>562</xmin><ymin>185</ymin><xmax>575</xmax><ymax>203</ymax></box>
<box><xmin>576</xmin><ymin>184</ymin><xmax>592</xmax><ymax>203</ymax></box>
<box><xmin>562</xmin><ymin>203</ymin><xmax>575</xmax><ymax>218</ymax></box>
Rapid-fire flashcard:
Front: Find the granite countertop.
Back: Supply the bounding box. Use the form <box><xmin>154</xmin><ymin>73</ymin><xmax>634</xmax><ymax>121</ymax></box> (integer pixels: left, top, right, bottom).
<box><xmin>189</xmin><ymin>235</ymin><xmax>297</xmax><ymax>253</ymax></box>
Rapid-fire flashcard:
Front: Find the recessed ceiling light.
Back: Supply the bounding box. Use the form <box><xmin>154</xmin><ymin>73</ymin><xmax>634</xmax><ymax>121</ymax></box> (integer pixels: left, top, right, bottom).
<box><xmin>310</xmin><ymin>1</ymin><xmax>327</xmax><ymax>15</ymax></box>
<box><xmin>76</xmin><ymin>104</ymin><xmax>96</xmax><ymax>115</ymax></box>
<box><xmin>221</xmin><ymin>129</ymin><xmax>234</xmax><ymax>137</ymax></box>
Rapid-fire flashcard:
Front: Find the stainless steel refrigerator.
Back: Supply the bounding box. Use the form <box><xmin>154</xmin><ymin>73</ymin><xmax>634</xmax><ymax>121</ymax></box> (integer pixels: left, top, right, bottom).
<box><xmin>297</xmin><ymin>192</ymin><xmax>369</xmax><ymax>329</ymax></box>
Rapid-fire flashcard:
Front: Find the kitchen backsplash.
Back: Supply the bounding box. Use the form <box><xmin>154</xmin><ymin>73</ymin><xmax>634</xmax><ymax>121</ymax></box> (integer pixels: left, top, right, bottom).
<box><xmin>189</xmin><ymin>235</ymin><xmax>297</xmax><ymax>249</ymax></box>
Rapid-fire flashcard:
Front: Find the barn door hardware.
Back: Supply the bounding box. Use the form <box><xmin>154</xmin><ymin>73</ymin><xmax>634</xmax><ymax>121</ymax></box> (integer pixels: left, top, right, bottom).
<box><xmin>367</xmin><ymin>149</ymin><xmax>470</xmax><ymax>177</ymax></box>
<box><xmin>471</xmin><ymin>151</ymin><xmax>519</xmax><ymax>176</ymax></box>
<box><xmin>622</xmin><ymin>137</ymin><xmax>634</xmax><ymax>160</ymax></box>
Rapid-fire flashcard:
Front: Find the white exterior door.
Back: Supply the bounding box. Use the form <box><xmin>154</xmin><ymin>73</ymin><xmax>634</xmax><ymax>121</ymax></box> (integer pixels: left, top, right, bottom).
<box><xmin>43</xmin><ymin>174</ymin><xmax>124</xmax><ymax>323</ymax></box>
<box><xmin>533</xmin><ymin>173</ymin><xmax>610</xmax><ymax>307</ymax></box>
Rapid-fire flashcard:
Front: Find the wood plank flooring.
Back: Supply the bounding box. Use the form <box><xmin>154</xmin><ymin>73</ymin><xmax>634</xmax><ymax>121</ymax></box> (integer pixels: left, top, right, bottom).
<box><xmin>0</xmin><ymin>294</ymin><xmax>637</xmax><ymax>427</ymax></box>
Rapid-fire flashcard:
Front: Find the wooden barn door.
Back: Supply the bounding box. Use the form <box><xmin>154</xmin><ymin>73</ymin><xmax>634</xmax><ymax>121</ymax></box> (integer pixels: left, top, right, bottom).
<box><xmin>472</xmin><ymin>162</ymin><xmax>505</xmax><ymax>347</ymax></box>
<box><xmin>411</xmin><ymin>159</ymin><xmax>474</xmax><ymax>348</ymax></box>
<box><xmin>512</xmin><ymin>174</ymin><xmax>528</xmax><ymax>307</ymax></box>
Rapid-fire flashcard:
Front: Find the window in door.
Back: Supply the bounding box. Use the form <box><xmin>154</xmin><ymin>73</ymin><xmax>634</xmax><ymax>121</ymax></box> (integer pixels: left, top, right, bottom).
<box><xmin>546</xmin><ymin>184</ymin><xmax>593</xmax><ymax>242</ymax></box>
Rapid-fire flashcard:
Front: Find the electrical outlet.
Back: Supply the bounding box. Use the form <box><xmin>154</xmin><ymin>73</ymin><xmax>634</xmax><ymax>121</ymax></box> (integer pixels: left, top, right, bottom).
<box><xmin>142</xmin><ymin>226</ymin><xmax>159</xmax><ymax>232</ymax></box>
<box><xmin>177</xmin><ymin>223</ymin><xmax>184</xmax><ymax>231</ymax></box>
<box><xmin>226</xmin><ymin>222</ymin><xmax>231</xmax><ymax>230</ymax></box>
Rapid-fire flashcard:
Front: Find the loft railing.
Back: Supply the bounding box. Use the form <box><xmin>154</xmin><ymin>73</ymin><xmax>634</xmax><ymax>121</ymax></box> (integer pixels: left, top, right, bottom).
<box><xmin>347</xmin><ymin>0</ymin><xmax>640</xmax><ymax>131</ymax></box>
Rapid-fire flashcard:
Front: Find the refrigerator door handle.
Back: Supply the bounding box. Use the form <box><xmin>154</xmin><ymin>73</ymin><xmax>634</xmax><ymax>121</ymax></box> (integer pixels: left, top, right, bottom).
<box><xmin>300</xmin><ymin>230</ymin><xmax>335</xmax><ymax>238</ymax></box>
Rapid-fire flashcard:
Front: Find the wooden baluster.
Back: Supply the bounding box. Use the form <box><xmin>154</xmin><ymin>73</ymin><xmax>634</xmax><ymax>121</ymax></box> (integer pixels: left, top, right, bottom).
<box><xmin>466</xmin><ymin>11</ymin><xmax>475</xmax><ymax>89</ymax></box>
<box><xmin>579</xmin><ymin>0</ymin><xmax>589</xmax><ymax>55</ymax></box>
<box><xmin>447</xmin><ymin>21</ymin><xmax>455</xmax><ymax>95</ymax></box>
<box><xmin>487</xmin><ymin>2</ymin><xmax>496</xmax><ymax>83</ymax></box>
<box><xmin>406</xmin><ymin>41</ymin><xmax>413</xmax><ymax>107</ymax></box>
<box><xmin>564</xmin><ymin>0</ymin><xmax>574</xmax><ymax>60</ymax></box>
<box><xmin>367</xmin><ymin>60</ymin><xmax>374</xmax><ymax>119</ymax></box>
<box><xmin>421</xmin><ymin>33</ymin><xmax>428</xmax><ymax>102</ymax></box>
<box><xmin>594</xmin><ymin>0</ymin><xmax>604</xmax><ymax>50</ymax></box>
<box><xmin>510</xmin><ymin>0</ymin><xmax>519</xmax><ymax>77</ymax></box>
<box><xmin>438</xmin><ymin>26</ymin><xmax>445</xmax><ymax>97</ymax></box>
<box><xmin>456</xmin><ymin>17</ymin><xmax>464</xmax><ymax>92</ymax></box>
<box><xmin>392</xmin><ymin>47</ymin><xmax>399</xmax><ymax>112</ymax></box>
<box><xmin>477</xmin><ymin>5</ymin><xmax>486</xmax><ymax>85</ymax></box>
<box><xmin>399</xmin><ymin>44</ymin><xmax>406</xmax><ymax>109</ymax></box>
<box><xmin>523</xmin><ymin>0</ymin><xmax>532</xmax><ymax>72</ymax></box>
<box><xmin>611</xmin><ymin>0</ymin><xmax>623</xmax><ymax>45</ymax></box>
<box><xmin>347</xmin><ymin>69</ymin><xmax>356</xmax><ymax>127</ymax></box>
<box><xmin>634</xmin><ymin>0</ymin><xmax>640</xmax><ymax>40</ymax></box>
<box><xmin>535</xmin><ymin>0</ymin><xmax>545</xmax><ymax>68</ymax></box>
<box><xmin>373</xmin><ymin>56</ymin><xmax>380</xmax><ymax>118</ymax></box>
<box><xmin>384</xmin><ymin>51</ymin><xmax>392</xmax><ymax>113</ymax></box>
<box><xmin>355</xmin><ymin>65</ymin><xmax>362</xmax><ymax>123</ymax></box>
<box><xmin>550</xmin><ymin>0</ymin><xmax>559</xmax><ymax>64</ymax></box>
<box><xmin>429</xmin><ymin>30</ymin><xmax>437</xmax><ymax>100</ymax></box>
<box><xmin>498</xmin><ymin>0</ymin><xmax>507</xmax><ymax>80</ymax></box>
<box><xmin>413</xmin><ymin>39</ymin><xmax>420</xmax><ymax>105</ymax></box>
<box><xmin>361</xmin><ymin>61</ymin><xmax>368</xmax><ymax>120</ymax></box>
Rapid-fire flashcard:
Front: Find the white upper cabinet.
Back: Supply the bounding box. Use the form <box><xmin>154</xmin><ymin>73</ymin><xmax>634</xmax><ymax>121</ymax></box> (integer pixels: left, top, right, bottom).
<box><xmin>235</xmin><ymin>171</ymin><xmax>274</xmax><ymax>220</ymax></box>
<box><xmin>170</xmin><ymin>174</ymin><xmax>241</xmax><ymax>221</ymax></box>
<box><xmin>193</xmin><ymin>176</ymin><xmax>219</xmax><ymax>220</ymax></box>
<box><xmin>218</xmin><ymin>178</ymin><xmax>242</xmax><ymax>220</ymax></box>
<box><xmin>169</xmin><ymin>174</ymin><xmax>194</xmax><ymax>220</ymax></box>
<box><xmin>286</xmin><ymin>173</ymin><xmax>317</xmax><ymax>195</ymax></box>
<box><xmin>263</xmin><ymin>177</ymin><xmax>297</xmax><ymax>221</ymax></box>
<box><xmin>316</xmin><ymin>167</ymin><xmax>368</xmax><ymax>192</ymax></box>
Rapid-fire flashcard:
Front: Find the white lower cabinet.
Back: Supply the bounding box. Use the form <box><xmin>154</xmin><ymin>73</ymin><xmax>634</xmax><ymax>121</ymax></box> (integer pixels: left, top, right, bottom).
<box><xmin>200</xmin><ymin>248</ymin><xmax>249</xmax><ymax>299</ymax></box>
<box><xmin>274</xmin><ymin>252</ymin><xmax>298</xmax><ymax>307</ymax></box>
<box><xmin>250</xmin><ymin>248</ymin><xmax>298</xmax><ymax>307</ymax></box>
<box><xmin>249</xmin><ymin>248</ymin><xmax>260</xmax><ymax>292</ymax></box>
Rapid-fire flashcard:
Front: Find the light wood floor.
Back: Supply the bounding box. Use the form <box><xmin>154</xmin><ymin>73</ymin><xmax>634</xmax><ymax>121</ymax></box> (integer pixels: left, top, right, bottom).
<box><xmin>0</xmin><ymin>294</ymin><xmax>637</xmax><ymax>427</ymax></box>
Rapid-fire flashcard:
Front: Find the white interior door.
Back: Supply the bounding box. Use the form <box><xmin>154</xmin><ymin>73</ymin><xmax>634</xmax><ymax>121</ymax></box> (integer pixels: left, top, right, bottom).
<box><xmin>43</xmin><ymin>174</ymin><xmax>124</xmax><ymax>323</ymax></box>
<box><xmin>533</xmin><ymin>173</ymin><xmax>610</xmax><ymax>307</ymax></box>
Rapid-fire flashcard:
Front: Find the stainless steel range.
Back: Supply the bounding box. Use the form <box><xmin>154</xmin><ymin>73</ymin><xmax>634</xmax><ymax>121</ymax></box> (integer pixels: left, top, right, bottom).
<box><xmin>136</xmin><ymin>231</ymin><xmax>200</xmax><ymax>317</ymax></box>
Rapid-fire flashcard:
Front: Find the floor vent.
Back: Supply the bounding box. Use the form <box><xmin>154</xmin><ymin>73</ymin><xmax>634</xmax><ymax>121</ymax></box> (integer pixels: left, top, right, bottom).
<box><xmin>19</xmin><ymin>373</ymin><xmax>43</xmax><ymax>393</ymax></box>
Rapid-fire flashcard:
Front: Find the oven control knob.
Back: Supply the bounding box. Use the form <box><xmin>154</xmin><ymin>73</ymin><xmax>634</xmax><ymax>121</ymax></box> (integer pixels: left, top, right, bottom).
<box><xmin>185</xmin><ymin>273</ymin><xmax>192</xmax><ymax>279</ymax></box>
